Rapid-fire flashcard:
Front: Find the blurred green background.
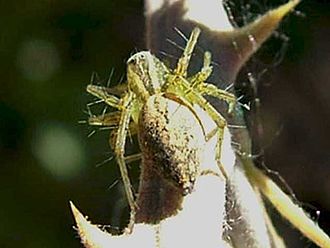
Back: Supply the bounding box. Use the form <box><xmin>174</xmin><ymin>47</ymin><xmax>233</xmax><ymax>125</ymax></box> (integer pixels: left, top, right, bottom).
<box><xmin>0</xmin><ymin>0</ymin><xmax>329</xmax><ymax>247</ymax></box>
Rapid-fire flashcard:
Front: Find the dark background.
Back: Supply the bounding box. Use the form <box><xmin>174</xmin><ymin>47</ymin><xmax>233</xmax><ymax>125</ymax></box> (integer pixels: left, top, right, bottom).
<box><xmin>0</xmin><ymin>0</ymin><xmax>329</xmax><ymax>247</ymax></box>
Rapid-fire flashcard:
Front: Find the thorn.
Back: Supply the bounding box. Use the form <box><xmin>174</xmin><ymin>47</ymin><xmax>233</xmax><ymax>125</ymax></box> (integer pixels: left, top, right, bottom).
<box><xmin>235</xmin><ymin>0</ymin><xmax>301</xmax><ymax>59</ymax></box>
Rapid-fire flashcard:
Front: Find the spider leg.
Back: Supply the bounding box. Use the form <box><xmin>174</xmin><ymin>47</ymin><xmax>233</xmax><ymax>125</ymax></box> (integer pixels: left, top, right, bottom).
<box><xmin>215</xmin><ymin>131</ymin><xmax>228</xmax><ymax>180</ymax></box>
<box><xmin>105</xmin><ymin>82</ymin><xmax>128</xmax><ymax>97</ymax></box>
<box><xmin>124</xmin><ymin>153</ymin><xmax>142</xmax><ymax>164</ymax></box>
<box><xmin>113</xmin><ymin>91</ymin><xmax>137</xmax><ymax>233</ymax></box>
<box><xmin>163</xmin><ymin>92</ymin><xmax>207</xmax><ymax>137</ymax></box>
<box><xmin>87</xmin><ymin>83</ymin><xmax>138</xmax><ymax>230</ymax></box>
<box><xmin>205</xmin><ymin>124</ymin><xmax>228</xmax><ymax>180</ymax></box>
<box><xmin>181</xmin><ymin>80</ymin><xmax>229</xmax><ymax>179</ymax></box>
<box><xmin>197</xmin><ymin>83</ymin><xmax>236</xmax><ymax>113</ymax></box>
<box><xmin>182</xmin><ymin>79</ymin><xmax>226</xmax><ymax>129</ymax></box>
<box><xmin>189</xmin><ymin>51</ymin><xmax>236</xmax><ymax>113</ymax></box>
<box><xmin>88</xmin><ymin>111</ymin><xmax>138</xmax><ymax>151</ymax></box>
<box><xmin>174</xmin><ymin>27</ymin><xmax>201</xmax><ymax>77</ymax></box>
<box><xmin>172</xmin><ymin>53</ymin><xmax>232</xmax><ymax>179</ymax></box>
<box><xmin>189</xmin><ymin>51</ymin><xmax>213</xmax><ymax>87</ymax></box>
<box><xmin>90</xmin><ymin>112</ymin><xmax>141</xmax><ymax>165</ymax></box>
<box><xmin>88</xmin><ymin>111</ymin><xmax>121</xmax><ymax>126</ymax></box>
<box><xmin>87</xmin><ymin>84</ymin><xmax>121</xmax><ymax>109</ymax></box>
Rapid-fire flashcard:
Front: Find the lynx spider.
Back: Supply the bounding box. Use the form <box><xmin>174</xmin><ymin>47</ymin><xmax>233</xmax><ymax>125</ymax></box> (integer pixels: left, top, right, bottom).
<box><xmin>87</xmin><ymin>27</ymin><xmax>236</xmax><ymax>232</ymax></box>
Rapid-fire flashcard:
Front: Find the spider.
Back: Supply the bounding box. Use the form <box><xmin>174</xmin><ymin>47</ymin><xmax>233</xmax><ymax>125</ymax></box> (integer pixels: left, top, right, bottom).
<box><xmin>86</xmin><ymin>27</ymin><xmax>236</xmax><ymax>233</ymax></box>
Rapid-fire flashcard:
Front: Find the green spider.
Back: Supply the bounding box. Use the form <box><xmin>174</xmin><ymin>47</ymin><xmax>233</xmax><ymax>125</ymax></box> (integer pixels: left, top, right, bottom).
<box><xmin>86</xmin><ymin>27</ymin><xmax>236</xmax><ymax>232</ymax></box>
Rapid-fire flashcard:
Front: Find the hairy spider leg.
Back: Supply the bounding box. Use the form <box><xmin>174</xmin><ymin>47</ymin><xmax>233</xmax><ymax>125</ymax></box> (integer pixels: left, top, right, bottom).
<box><xmin>88</xmin><ymin>111</ymin><xmax>138</xmax><ymax>149</ymax></box>
<box><xmin>87</xmin><ymin>84</ymin><xmax>140</xmax><ymax>146</ymax></box>
<box><xmin>180</xmin><ymin>80</ymin><xmax>229</xmax><ymax>179</ymax></box>
<box><xmin>88</xmin><ymin>111</ymin><xmax>121</xmax><ymax>126</ymax></box>
<box><xmin>188</xmin><ymin>53</ymin><xmax>236</xmax><ymax>179</ymax></box>
<box><xmin>174</xmin><ymin>27</ymin><xmax>201</xmax><ymax>77</ymax></box>
<box><xmin>189</xmin><ymin>51</ymin><xmax>213</xmax><ymax>85</ymax></box>
<box><xmin>171</xmin><ymin>28</ymin><xmax>236</xmax><ymax>113</ymax></box>
<box><xmin>87</xmin><ymin>85</ymin><xmax>121</xmax><ymax>109</ymax></box>
<box><xmin>166</xmin><ymin>74</ymin><xmax>229</xmax><ymax>179</ymax></box>
<box><xmin>189</xmin><ymin>51</ymin><xmax>237</xmax><ymax>113</ymax></box>
<box><xmin>87</xmin><ymin>84</ymin><xmax>139</xmax><ymax>233</ymax></box>
<box><xmin>170</xmin><ymin>32</ymin><xmax>234</xmax><ymax>178</ymax></box>
<box><xmin>88</xmin><ymin>112</ymin><xmax>141</xmax><ymax>163</ymax></box>
<box><xmin>114</xmin><ymin>91</ymin><xmax>137</xmax><ymax>233</ymax></box>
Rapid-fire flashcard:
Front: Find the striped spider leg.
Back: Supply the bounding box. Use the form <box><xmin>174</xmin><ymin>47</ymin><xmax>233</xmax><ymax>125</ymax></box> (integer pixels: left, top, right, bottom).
<box><xmin>164</xmin><ymin>28</ymin><xmax>237</xmax><ymax>179</ymax></box>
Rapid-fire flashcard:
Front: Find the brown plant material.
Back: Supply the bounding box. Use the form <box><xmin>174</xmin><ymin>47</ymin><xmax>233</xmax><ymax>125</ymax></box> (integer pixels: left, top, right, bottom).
<box><xmin>136</xmin><ymin>95</ymin><xmax>204</xmax><ymax>224</ymax></box>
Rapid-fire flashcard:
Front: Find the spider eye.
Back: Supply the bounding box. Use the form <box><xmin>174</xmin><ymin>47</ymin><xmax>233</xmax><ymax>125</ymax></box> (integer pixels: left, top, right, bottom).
<box><xmin>139</xmin><ymin>53</ymin><xmax>145</xmax><ymax>60</ymax></box>
<box><xmin>127</xmin><ymin>57</ymin><xmax>136</xmax><ymax>65</ymax></box>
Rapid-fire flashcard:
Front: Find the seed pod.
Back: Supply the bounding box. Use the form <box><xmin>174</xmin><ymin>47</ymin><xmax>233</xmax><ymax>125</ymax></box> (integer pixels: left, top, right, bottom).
<box><xmin>136</xmin><ymin>95</ymin><xmax>205</xmax><ymax>224</ymax></box>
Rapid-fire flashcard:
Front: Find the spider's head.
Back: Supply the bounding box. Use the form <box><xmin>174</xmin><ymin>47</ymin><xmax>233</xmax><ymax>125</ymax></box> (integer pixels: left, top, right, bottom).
<box><xmin>127</xmin><ymin>51</ymin><xmax>150</xmax><ymax>66</ymax></box>
<box><xmin>127</xmin><ymin>51</ymin><xmax>168</xmax><ymax>97</ymax></box>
